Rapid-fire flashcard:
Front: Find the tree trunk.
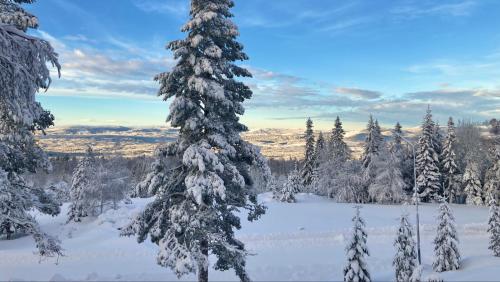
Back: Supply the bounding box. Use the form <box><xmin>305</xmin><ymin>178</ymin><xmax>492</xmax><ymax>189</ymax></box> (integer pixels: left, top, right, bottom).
<box><xmin>198</xmin><ymin>239</ymin><xmax>209</xmax><ymax>282</ymax></box>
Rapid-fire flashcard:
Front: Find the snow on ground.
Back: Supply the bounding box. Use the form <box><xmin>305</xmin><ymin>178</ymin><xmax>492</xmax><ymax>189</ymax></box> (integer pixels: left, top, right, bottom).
<box><xmin>1</xmin><ymin>193</ymin><xmax>498</xmax><ymax>281</ymax></box>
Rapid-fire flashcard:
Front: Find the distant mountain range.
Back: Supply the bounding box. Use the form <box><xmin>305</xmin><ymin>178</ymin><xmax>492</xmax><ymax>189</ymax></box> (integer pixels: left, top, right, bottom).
<box><xmin>36</xmin><ymin>125</ymin><xmax>422</xmax><ymax>159</ymax></box>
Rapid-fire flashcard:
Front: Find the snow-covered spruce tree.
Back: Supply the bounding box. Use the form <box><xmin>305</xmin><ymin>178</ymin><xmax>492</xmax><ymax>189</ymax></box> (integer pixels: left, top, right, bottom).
<box><xmin>121</xmin><ymin>1</ymin><xmax>269</xmax><ymax>281</ymax></box>
<box><xmin>416</xmin><ymin>107</ymin><xmax>442</xmax><ymax>202</ymax></box>
<box><xmin>132</xmin><ymin>146</ymin><xmax>170</xmax><ymax>198</ymax></box>
<box><xmin>433</xmin><ymin>202</ymin><xmax>461</xmax><ymax>272</ymax></box>
<box><xmin>301</xmin><ymin>118</ymin><xmax>316</xmax><ymax>186</ymax></box>
<box><xmin>268</xmin><ymin>175</ymin><xmax>281</xmax><ymax>200</ymax></box>
<box><xmin>287</xmin><ymin>163</ymin><xmax>303</xmax><ymax>194</ymax></box>
<box><xmin>362</xmin><ymin>115</ymin><xmax>382</xmax><ymax>169</ymax></box>
<box><xmin>484</xmin><ymin>150</ymin><xmax>499</xmax><ymax>204</ymax></box>
<box><xmin>330</xmin><ymin>116</ymin><xmax>351</xmax><ymax>162</ymax></box>
<box><xmin>0</xmin><ymin>0</ymin><xmax>62</xmax><ymax>257</ymax></box>
<box><xmin>488</xmin><ymin>198</ymin><xmax>500</xmax><ymax>257</ymax></box>
<box><xmin>441</xmin><ymin>117</ymin><xmax>461</xmax><ymax>203</ymax></box>
<box><xmin>393</xmin><ymin>212</ymin><xmax>417</xmax><ymax>282</ymax></box>
<box><xmin>368</xmin><ymin>147</ymin><xmax>405</xmax><ymax>204</ymax></box>
<box><xmin>343</xmin><ymin>206</ymin><xmax>371</xmax><ymax>282</ymax></box>
<box><xmin>279</xmin><ymin>173</ymin><xmax>298</xmax><ymax>203</ymax></box>
<box><xmin>391</xmin><ymin>122</ymin><xmax>415</xmax><ymax>196</ymax></box>
<box><xmin>315</xmin><ymin>131</ymin><xmax>327</xmax><ymax>164</ymax></box>
<box><xmin>463</xmin><ymin>160</ymin><xmax>483</xmax><ymax>205</ymax></box>
<box><xmin>433</xmin><ymin>122</ymin><xmax>444</xmax><ymax>160</ymax></box>
<box><xmin>391</xmin><ymin>122</ymin><xmax>403</xmax><ymax>153</ymax></box>
<box><xmin>67</xmin><ymin>146</ymin><xmax>99</xmax><ymax>222</ymax></box>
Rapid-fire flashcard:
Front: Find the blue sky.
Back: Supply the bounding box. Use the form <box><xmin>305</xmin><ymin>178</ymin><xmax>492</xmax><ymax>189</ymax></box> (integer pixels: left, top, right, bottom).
<box><xmin>28</xmin><ymin>0</ymin><xmax>500</xmax><ymax>130</ymax></box>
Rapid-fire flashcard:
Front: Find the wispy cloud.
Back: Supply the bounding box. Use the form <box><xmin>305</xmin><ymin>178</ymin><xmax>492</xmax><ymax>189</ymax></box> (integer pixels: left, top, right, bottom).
<box><xmin>132</xmin><ymin>0</ymin><xmax>189</xmax><ymax>17</ymax></box>
<box><xmin>37</xmin><ymin>31</ymin><xmax>175</xmax><ymax>100</ymax></box>
<box><xmin>391</xmin><ymin>0</ymin><xmax>478</xmax><ymax>18</ymax></box>
<box><xmin>335</xmin><ymin>87</ymin><xmax>382</xmax><ymax>100</ymax></box>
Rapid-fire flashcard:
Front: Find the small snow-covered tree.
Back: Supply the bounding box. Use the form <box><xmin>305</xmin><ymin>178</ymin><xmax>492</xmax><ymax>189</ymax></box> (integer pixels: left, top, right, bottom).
<box><xmin>279</xmin><ymin>173</ymin><xmax>298</xmax><ymax>203</ymax></box>
<box><xmin>368</xmin><ymin>148</ymin><xmax>405</xmax><ymax>204</ymax></box>
<box><xmin>330</xmin><ymin>116</ymin><xmax>351</xmax><ymax>162</ymax></box>
<box><xmin>393</xmin><ymin>211</ymin><xmax>417</xmax><ymax>282</ymax></box>
<box><xmin>301</xmin><ymin>118</ymin><xmax>316</xmax><ymax>186</ymax></box>
<box><xmin>287</xmin><ymin>164</ymin><xmax>303</xmax><ymax>194</ymax></box>
<box><xmin>433</xmin><ymin>202</ymin><xmax>461</xmax><ymax>272</ymax></box>
<box><xmin>416</xmin><ymin>107</ymin><xmax>442</xmax><ymax>202</ymax></box>
<box><xmin>121</xmin><ymin>1</ymin><xmax>269</xmax><ymax>281</ymax></box>
<box><xmin>343</xmin><ymin>206</ymin><xmax>370</xmax><ymax>282</ymax></box>
<box><xmin>488</xmin><ymin>198</ymin><xmax>500</xmax><ymax>257</ymax></box>
<box><xmin>67</xmin><ymin>147</ymin><xmax>99</xmax><ymax>222</ymax></box>
<box><xmin>268</xmin><ymin>175</ymin><xmax>281</xmax><ymax>199</ymax></box>
<box><xmin>441</xmin><ymin>117</ymin><xmax>461</xmax><ymax>203</ymax></box>
<box><xmin>463</xmin><ymin>160</ymin><xmax>483</xmax><ymax>205</ymax></box>
<box><xmin>0</xmin><ymin>0</ymin><xmax>62</xmax><ymax>257</ymax></box>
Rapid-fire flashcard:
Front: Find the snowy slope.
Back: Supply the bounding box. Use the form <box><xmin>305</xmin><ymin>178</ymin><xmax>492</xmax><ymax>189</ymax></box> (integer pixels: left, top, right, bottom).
<box><xmin>1</xmin><ymin>194</ymin><xmax>498</xmax><ymax>281</ymax></box>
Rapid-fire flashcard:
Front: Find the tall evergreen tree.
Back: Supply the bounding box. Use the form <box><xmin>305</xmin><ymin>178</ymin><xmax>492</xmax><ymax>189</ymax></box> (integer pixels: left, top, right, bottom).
<box><xmin>393</xmin><ymin>212</ymin><xmax>417</xmax><ymax>282</ymax></box>
<box><xmin>433</xmin><ymin>202</ymin><xmax>461</xmax><ymax>272</ymax></box>
<box><xmin>391</xmin><ymin>122</ymin><xmax>415</xmax><ymax>196</ymax></box>
<box><xmin>0</xmin><ymin>0</ymin><xmax>62</xmax><ymax>257</ymax></box>
<box><xmin>301</xmin><ymin>118</ymin><xmax>316</xmax><ymax>186</ymax></box>
<box><xmin>67</xmin><ymin>146</ymin><xmax>98</xmax><ymax>222</ymax></box>
<box><xmin>488</xmin><ymin>198</ymin><xmax>500</xmax><ymax>257</ymax></box>
<box><xmin>416</xmin><ymin>107</ymin><xmax>442</xmax><ymax>202</ymax></box>
<box><xmin>315</xmin><ymin>131</ymin><xmax>326</xmax><ymax>163</ymax></box>
<box><xmin>463</xmin><ymin>160</ymin><xmax>483</xmax><ymax>205</ymax></box>
<box><xmin>391</xmin><ymin>122</ymin><xmax>403</xmax><ymax>152</ymax></box>
<box><xmin>121</xmin><ymin>1</ymin><xmax>269</xmax><ymax>281</ymax></box>
<box><xmin>441</xmin><ymin>117</ymin><xmax>461</xmax><ymax>203</ymax></box>
<box><xmin>362</xmin><ymin>115</ymin><xmax>382</xmax><ymax>168</ymax></box>
<box><xmin>374</xmin><ymin>120</ymin><xmax>384</xmax><ymax>145</ymax></box>
<box><xmin>330</xmin><ymin>116</ymin><xmax>351</xmax><ymax>162</ymax></box>
<box><xmin>343</xmin><ymin>206</ymin><xmax>371</xmax><ymax>282</ymax></box>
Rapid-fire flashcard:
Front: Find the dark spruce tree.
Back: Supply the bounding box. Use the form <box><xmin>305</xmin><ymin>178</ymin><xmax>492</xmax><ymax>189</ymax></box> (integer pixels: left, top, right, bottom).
<box><xmin>362</xmin><ymin>115</ymin><xmax>382</xmax><ymax>169</ymax></box>
<box><xmin>301</xmin><ymin>118</ymin><xmax>316</xmax><ymax>186</ymax></box>
<box><xmin>441</xmin><ymin>117</ymin><xmax>460</xmax><ymax>203</ymax></box>
<box><xmin>330</xmin><ymin>116</ymin><xmax>351</xmax><ymax>162</ymax></box>
<box><xmin>121</xmin><ymin>1</ymin><xmax>269</xmax><ymax>281</ymax></box>
<box><xmin>0</xmin><ymin>0</ymin><xmax>62</xmax><ymax>257</ymax></box>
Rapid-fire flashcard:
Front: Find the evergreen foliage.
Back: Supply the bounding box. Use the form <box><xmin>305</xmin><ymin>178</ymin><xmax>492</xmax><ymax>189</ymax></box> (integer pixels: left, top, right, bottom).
<box><xmin>393</xmin><ymin>211</ymin><xmax>417</xmax><ymax>282</ymax></box>
<box><xmin>463</xmin><ymin>160</ymin><xmax>483</xmax><ymax>205</ymax></box>
<box><xmin>343</xmin><ymin>206</ymin><xmax>371</xmax><ymax>282</ymax></box>
<box><xmin>121</xmin><ymin>1</ymin><xmax>269</xmax><ymax>280</ymax></box>
<box><xmin>488</xmin><ymin>198</ymin><xmax>500</xmax><ymax>257</ymax></box>
<box><xmin>67</xmin><ymin>147</ymin><xmax>98</xmax><ymax>222</ymax></box>
<box><xmin>330</xmin><ymin>116</ymin><xmax>351</xmax><ymax>162</ymax></box>
<box><xmin>416</xmin><ymin>107</ymin><xmax>442</xmax><ymax>202</ymax></box>
<box><xmin>301</xmin><ymin>118</ymin><xmax>316</xmax><ymax>186</ymax></box>
<box><xmin>0</xmin><ymin>0</ymin><xmax>62</xmax><ymax>258</ymax></box>
<box><xmin>433</xmin><ymin>202</ymin><xmax>461</xmax><ymax>272</ymax></box>
<box><xmin>441</xmin><ymin>117</ymin><xmax>461</xmax><ymax>203</ymax></box>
